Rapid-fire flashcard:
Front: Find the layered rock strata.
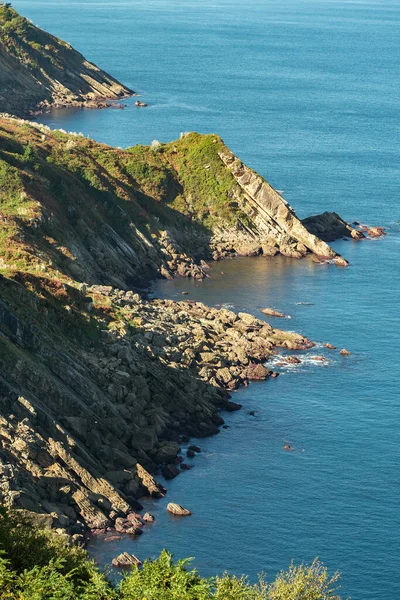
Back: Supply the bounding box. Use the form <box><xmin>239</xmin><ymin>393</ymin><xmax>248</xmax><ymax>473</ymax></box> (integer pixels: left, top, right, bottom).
<box><xmin>217</xmin><ymin>152</ymin><xmax>348</xmax><ymax>265</ymax></box>
<box><xmin>0</xmin><ymin>278</ymin><xmax>311</xmax><ymax>535</ymax></box>
<box><xmin>0</xmin><ymin>6</ymin><xmax>133</xmax><ymax>116</ymax></box>
<box><xmin>0</xmin><ymin>118</ymin><xmax>350</xmax><ymax>539</ymax></box>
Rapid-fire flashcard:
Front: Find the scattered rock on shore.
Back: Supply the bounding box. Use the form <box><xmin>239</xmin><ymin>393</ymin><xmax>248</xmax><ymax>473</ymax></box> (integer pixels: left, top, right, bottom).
<box><xmin>247</xmin><ymin>362</ymin><xmax>271</xmax><ymax>380</ymax></box>
<box><xmin>286</xmin><ymin>356</ymin><xmax>302</xmax><ymax>364</ymax></box>
<box><xmin>143</xmin><ymin>512</ymin><xmax>155</xmax><ymax>523</ymax></box>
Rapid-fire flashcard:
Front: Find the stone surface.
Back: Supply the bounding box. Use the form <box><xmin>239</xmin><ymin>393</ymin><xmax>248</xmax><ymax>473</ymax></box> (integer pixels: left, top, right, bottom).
<box><xmin>112</xmin><ymin>552</ymin><xmax>142</xmax><ymax>567</ymax></box>
<box><xmin>218</xmin><ymin>153</ymin><xmax>349</xmax><ymax>266</ymax></box>
<box><xmin>301</xmin><ymin>212</ymin><xmax>365</xmax><ymax>242</ymax></box>
<box><xmin>260</xmin><ymin>308</ymin><xmax>287</xmax><ymax>318</ymax></box>
<box><xmin>0</xmin><ymin>7</ymin><xmax>133</xmax><ymax>117</ymax></box>
<box><xmin>167</xmin><ymin>502</ymin><xmax>192</xmax><ymax>516</ymax></box>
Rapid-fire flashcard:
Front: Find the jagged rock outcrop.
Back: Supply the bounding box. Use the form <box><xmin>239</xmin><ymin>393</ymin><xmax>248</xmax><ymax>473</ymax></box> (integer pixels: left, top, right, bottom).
<box><xmin>301</xmin><ymin>212</ymin><xmax>365</xmax><ymax>242</ymax></box>
<box><xmin>112</xmin><ymin>552</ymin><xmax>142</xmax><ymax>567</ymax></box>
<box><xmin>217</xmin><ymin>151</ymin><xmax>348</xmax><ymax>265</ymax></box>
<box><xmin>0</xmin><ymin>118</ymin><xmax>350</xmax><ymax>294</ymax></box>
<box><xmin>0</xmin><ymin>5</ymin><xmax>132</xmax><ymax>116</ymax></box>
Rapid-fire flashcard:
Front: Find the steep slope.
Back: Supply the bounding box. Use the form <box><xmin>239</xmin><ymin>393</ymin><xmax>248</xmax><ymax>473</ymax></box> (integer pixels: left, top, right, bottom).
<box><xmin>0</xmin><ymin>4</ymin><xmax>132</xmax><ymax>116</ymax></box>
<box><xmin>0</xmin><ymin>116</ymin><xmax>351</xmax><ymax>535</ymax></box>
<box><xmin>0</xmin><ymin>118</ymin><xmax>348</xmax><ymax>292</ymax></box>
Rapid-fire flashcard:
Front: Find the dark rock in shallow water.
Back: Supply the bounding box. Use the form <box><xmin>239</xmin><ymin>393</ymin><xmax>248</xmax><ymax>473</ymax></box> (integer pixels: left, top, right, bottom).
<box><xmin>180</xmin><ymin>463</ymin><xmax>193</xmax><ymax>471</ymax></box>
<box><xmin>225</xmin><ymin>401</ymin><xmax>242</xmax><ymax>411</ymax></box>
<box><xmin>301</xmin><ymin>211</ymin><xmax>365</xmax><ymax>242</ymax></box>
<box><xmin>161</xmin><ymin>464</ymin><xmax>181</xmax><ymax>480</ymax></box>
<box><xmin>188</xmin><ymin>445</ymin><xmax>201</xmax><ymax>453</ymax></box>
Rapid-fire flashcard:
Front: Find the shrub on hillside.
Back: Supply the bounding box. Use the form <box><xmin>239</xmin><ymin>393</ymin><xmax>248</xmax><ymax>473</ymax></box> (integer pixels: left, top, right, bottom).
<box><xmin>0</xmin><ymin>508</ymin><xmax>343</xmax><ymax>599</ymax></box>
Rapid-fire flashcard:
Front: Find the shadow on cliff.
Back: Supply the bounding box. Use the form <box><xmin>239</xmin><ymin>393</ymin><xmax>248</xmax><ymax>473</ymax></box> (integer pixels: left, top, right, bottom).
<box><xmin>0</xmin><ymin>276</ymin><xmax>229</xmax><ymax>527</ymax></box>
<box><xmin>10</xmin><ymin>157</ymin><xmax>214</xmax><ymax>288</ymax></box>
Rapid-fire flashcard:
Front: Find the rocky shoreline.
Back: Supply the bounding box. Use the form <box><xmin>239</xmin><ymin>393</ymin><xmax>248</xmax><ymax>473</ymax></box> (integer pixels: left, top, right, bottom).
<box><xmin>29</xmin><ymin>94</ymin><xmax>134</xmax><ymax>117</ymax></box>
<box><xmin>0</xmin><ymin>278</ymin><xmax>316</xmax><ymax>544</ymax></box>
<box><xmin>0</xmin><ymin>113</ymin><xmax>386</xmax><ymax>548</ymax></box>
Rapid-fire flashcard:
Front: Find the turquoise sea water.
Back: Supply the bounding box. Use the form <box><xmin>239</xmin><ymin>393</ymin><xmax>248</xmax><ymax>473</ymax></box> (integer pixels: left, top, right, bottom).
<box><xmin>12</xmin><ymin>0</ymin><xmax>400</xmax><ymax>598</ymax></box>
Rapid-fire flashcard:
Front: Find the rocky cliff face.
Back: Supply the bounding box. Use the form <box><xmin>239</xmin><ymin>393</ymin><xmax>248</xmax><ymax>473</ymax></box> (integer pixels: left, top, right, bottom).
<box><xmin>0</xmin><ymin>116</ymin><xmax>352</xmax><ymax>536</ymax></box>
<box><xmin>217</xmin><ymin>152</ymin><xmax>348</xmax><ymax>265</ymax></box>
<box><xmin>0</xmin><ymin>277</ymin><xmax>311</xmax><ymax>538</ymax></box>
<box><xmin>0</xmin><ymin>5</ymin><xmax>132</xmax><ymax>116</ymax></box>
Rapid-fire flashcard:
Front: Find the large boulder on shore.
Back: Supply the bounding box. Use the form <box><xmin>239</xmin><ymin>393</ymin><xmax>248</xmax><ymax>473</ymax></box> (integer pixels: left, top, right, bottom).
<box><xmin>247</xmin><ymin>363</ymin><xmax>270</xmax><ymax>380</ymax></box>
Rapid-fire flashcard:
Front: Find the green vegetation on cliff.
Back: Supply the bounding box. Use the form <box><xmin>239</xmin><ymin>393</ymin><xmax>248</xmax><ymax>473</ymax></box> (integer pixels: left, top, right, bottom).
<box><xmin>0</xmin><ymin>508</ymin><xmax>343</xmax><ymax>599</ymax></box>
<box><xmin>0</xmin><ymin>116</ymin><xmax>344</xmax><ymax>544</ymax></box>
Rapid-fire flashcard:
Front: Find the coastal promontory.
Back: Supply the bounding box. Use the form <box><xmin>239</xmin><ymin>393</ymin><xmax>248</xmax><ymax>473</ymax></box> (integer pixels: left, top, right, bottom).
<box><xmin>0</xmin><ymin>114</ymin><xmax>350</xmax><ymax>534</ymax></box>
<box><xmin>0</xmin><ymin>4</ymin><xmax>132</xmax><ymax>116</ymax></box>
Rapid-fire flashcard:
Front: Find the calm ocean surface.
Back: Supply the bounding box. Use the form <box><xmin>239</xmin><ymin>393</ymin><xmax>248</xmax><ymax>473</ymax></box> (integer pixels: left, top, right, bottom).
<box><xmin>12</xmin><ymin>0</ymin><xmax>400</xmax><ymax>597</ymax></box>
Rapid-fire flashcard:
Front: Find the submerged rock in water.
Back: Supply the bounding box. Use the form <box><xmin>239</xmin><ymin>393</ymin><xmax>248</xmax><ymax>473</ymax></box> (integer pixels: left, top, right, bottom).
<box><xmin>188</xmin><ymin>445</ymin><xmax>201</xmax><ymax>453</ymax></box>
<box><xmin>161</xmin><ymin>464</ymin><xmax>181</xmax><ymax>480</ymax></box>
<box><xmin>167</xmin><ymin>503</ymin><xmax>192</xmax><ymax>516</ymax></box>
<box><xmin>340</xmin><ymin>349</ymin><xmax>351</xmax><ymax>355</ymax></box>
<box><xmin>225</xmin><ymin>401</ymin><xmax>243</xmax><ymax>411</ymax></box>
<box><xmin>260</xmin><ymin>308</ymin><xmax>287</xmax><ymax>318</ymax></box>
